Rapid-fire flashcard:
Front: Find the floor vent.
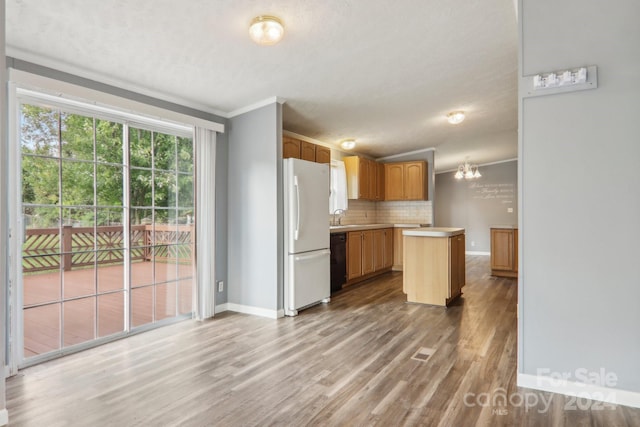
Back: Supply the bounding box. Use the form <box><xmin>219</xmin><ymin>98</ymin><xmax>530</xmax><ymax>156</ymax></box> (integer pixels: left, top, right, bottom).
<box><xmin>411</xmin><ymin>347</ymin><xmax>435</xmax><ymax>362</ymax></box>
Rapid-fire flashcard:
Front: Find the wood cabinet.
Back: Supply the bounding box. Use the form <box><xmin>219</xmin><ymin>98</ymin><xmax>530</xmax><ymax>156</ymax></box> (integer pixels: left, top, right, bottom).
<box><xmin>300</xmin><ymin>141</ymin><xmax>316</xmax><ymax>161</ymax></box>
<box><xmin>490</xmin><ymin>227</ymin><xmax>518</xmax><ymax>278</ymax></box>
<box><xmin>373</xmin><ymin>228</ymin><xmax>394</xmax><ymax>271</ymax></box>
<box><xmin>283</xmin><ymin>135</ymin><xmax>332</xmax><ymax>164</ymax></box>
<box><xmin>403</xmin><ymin>230</ymin><xmax>465</xmax><ymax>306</ymax></box>
<box><xmin>344</xmin><ymin>156</ymin><xmax>380</xmax><ymax>201</ymax></box>
<box><xmin>347</xmin><ymin>230</ymin><xmax>363</xmax><ymax>281</ymax></box>
<box><xmin>384</xmin><ymin>163</ymin><xmax>404</xmax><ymax>200</ymax></box>
<box><xmin>315</xmin><ymin>145</ymin><xmax>331</xmax><ymax>164</ymax></box>
<box><xmin>361</xmin><ymin>230</ymin><xmax>375</xmax><ymax>275</ymax></box>
<box><xmin>375</xmin><ymin>162</ymin><xmax>385</xmax><ymax>201</ymax></box>
<box><xmin>384</xmin><ymin>161</ymin><xmax>427</xmax><ymax>201</ymax></box>
<box><xmin>283</xmin><ymin>137</ymin><xmax>301</xmax><ymax>159</ymax></box>
<box><xmin>346</xmin><ymin>228</ymin><xmax>393</xmax><ymax>284</ymax></box>
<box><xmin>393</xmin><ymin>226</ymin><xmax>420</xmax><ymax>271</ymax></box>
<box><xmin>449</xmin><ymin>234</ymin><xmax>466</xmax><ymax>300</ymax></box>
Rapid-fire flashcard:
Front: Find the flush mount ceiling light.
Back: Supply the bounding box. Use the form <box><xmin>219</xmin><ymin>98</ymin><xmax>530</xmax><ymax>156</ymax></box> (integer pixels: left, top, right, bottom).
<box><xmin>340</xmin><ymin>139</ymin><xmax>356</xmax><ymax>150</ymax></box>
<box><xmin>447</xmin><ymin>111</ymin><xmax>465</xmax><ymax>125</ymax></box>
<box><xmin>249</xmin><ymin>15</ymin><xmax>284</xmax><ymax>45</ymax></box>
<box><xmin>454</xmin><ymin>161</ymin><xmax>481</xmax><ymax>180</ymax></box>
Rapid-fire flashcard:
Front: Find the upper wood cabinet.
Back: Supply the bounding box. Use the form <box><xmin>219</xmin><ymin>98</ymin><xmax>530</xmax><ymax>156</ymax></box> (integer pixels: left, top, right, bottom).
<box><xmin>282</xmin><ymin>135</ymin><xmax>332</xmax><ymax>164</ymax></box>
<box><xmin>375</xmin><ymin>163</ymin><xmax>385</xmax><ymax>201</ymax></box>
<box><xmin>384</xmin><ymin>163</ymin><xmax>404</xmax><ymax>200</ymax></box>
<box><xmin>383</xmin><ymin>161</ymin><xmax>427</xmax><ymax>201</ymax></box>
<box><xmin>344</xmin><ymin>156</ymin><xmax>380</xmax><ymax>201</ymax></box>
<box><xmin>315</xmin><ymin>146</ymin><xmax>331</xmax><ymax>164</ymax></box>
<box><xmin>283</xmin><ymin>137</ymin><xmax>301</xmax><ymax>159</ymax></box>
<box><xmin>300</xmin><ymin>141</ymin><xmax>316</xmax><ymax>162</ymax></box>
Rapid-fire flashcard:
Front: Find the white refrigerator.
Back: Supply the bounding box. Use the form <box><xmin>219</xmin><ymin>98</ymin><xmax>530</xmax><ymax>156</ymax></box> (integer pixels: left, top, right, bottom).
<box><xmin>283</xmin><ymin>158</ymin><xmax>331</xmax><ymax>316</ymax></box>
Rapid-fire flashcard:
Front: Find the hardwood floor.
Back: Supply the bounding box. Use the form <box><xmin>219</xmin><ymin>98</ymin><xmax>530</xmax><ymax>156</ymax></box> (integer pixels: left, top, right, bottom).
<box><xmin>6</xmin><ymin>256</ymin><xmax>640</xmax><ymax>426</ymax></box>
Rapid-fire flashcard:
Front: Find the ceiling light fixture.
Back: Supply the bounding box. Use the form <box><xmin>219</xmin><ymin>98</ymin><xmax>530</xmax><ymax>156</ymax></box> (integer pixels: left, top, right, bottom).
<box><xmin>340</xmin><ymin>139</ymin><xmax>356</xmax><ymax>150</ymax></box>
<box><xmin>447</xmin><ymin>111</ymin><xmax>465</xmax><ymax>125</ymax></box>
<box><xmin>454</xmin><ymin>161</ymin><xmax>481</xmax><ymax>180</ymax></box>
<box><xmin>249</xmin><ymin>15</ymin><xmax>284</xmax><ymax>45</ymax></box>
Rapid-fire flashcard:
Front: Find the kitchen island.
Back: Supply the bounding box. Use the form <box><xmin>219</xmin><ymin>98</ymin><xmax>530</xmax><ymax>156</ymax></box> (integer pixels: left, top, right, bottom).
<box><xmin>403</xmin><ymin>227</ymin><xmax>465</xmax><ymax>306</ymax></box>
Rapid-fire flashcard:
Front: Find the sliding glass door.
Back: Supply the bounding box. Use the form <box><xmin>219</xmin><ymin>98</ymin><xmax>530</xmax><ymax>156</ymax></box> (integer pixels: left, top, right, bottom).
<box><xmin>19</xmin><ymin>102</ymin><xmax>194</xmax><ymax>362</ymax></box>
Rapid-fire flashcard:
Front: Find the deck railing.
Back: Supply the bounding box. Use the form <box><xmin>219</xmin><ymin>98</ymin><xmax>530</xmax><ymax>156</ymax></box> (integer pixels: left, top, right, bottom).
<box><xmin>22</xmin><ymin>224</ymin><xmax>194</xmax><ymax>273</ymax></box>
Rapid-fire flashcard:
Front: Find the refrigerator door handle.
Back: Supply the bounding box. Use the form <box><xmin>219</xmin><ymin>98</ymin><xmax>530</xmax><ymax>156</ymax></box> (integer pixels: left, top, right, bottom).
<box><xmin>294</xmin><ymin>175</ymin><xmax>301</xmax><ymax>240</ymax></box>
<box><xmin>294</xmin><ymin>249</ymin><xmax>331</xmax><ymax>262</ymax></box>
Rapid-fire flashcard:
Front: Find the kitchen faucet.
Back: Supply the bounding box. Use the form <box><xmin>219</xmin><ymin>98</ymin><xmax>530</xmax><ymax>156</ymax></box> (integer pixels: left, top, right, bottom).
<box><xmin>332</xmin><ymin>209</ymin><xmax>345</xmax><ymax>226</ymax></box>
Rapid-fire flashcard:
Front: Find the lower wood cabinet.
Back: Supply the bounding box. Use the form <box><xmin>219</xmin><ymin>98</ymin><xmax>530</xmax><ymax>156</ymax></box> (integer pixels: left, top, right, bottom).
<box><xmin>490</xmin><ymin>227</ymin><xmax>518</xmax><ymax>278</ymax></box>
<box><xmin>450</xmin><ymin>234</ymin><xmax>466</xmax><ymax>299</ymax></box>
<box><xmin>392</xmin><ymin>227</ymin><xmax>418</xmax><ymax>271</ymax></box>
<box><xmin>346</xmin><ymin>228</ymin><xmax>393</xmax><ymax>284</ymax></box>
<box><xmin>403</xmin><ymin>232</ymin><xmax>465</xmax><ymax>306</ymax></box>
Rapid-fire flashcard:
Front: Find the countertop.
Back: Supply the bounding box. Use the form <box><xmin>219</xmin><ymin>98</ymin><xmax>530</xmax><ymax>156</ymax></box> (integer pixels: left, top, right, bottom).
<box><xmin>329</xmin><ymin>223</ymin><xmax>429</xmax><ymax>233</ymax></box>
<box><xmin>490</xmin><ymin>224</ymin><xmax>518</xmax><ymax>229</ymax></box>
<box><xmin>402</xmin><ymin>227</ymin><xmax>465</xmax><ymax>237</ymax></box>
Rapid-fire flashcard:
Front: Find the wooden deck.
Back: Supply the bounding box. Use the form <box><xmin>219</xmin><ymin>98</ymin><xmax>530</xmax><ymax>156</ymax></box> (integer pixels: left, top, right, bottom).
<box><xmin>22</xmin><ymin>261</ymin><xmax>193</xmax><ymax>358</ymax></box>
<box><xmin>7</xmin><ymin>256</ymin><xmax>640</xmax><ymax>426</ymax></box>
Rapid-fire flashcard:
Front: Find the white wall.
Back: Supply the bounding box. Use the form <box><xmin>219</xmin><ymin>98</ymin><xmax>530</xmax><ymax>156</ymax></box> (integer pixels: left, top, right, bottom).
<box><xmin>519</xmin><ymin>0</ymin><xmax>640</xmax><ymax>400</ymax></box>
<box><xmin>227</xmin><ymin>103</ymin><xmax>283</xmax><ymax>316</ymax></box>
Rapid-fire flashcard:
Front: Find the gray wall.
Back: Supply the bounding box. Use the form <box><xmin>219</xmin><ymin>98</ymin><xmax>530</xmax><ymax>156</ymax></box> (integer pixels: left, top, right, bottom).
<box><xmin>1</xmin><ymin>0</ymin><xmax>8</xmax><ymax>419</ymax></box>
<box><xmin>435</xmin><ymin>160</ymin><xmax>517</xmax><ymax>253</ymax></box>
<box><xmin>214</xmin><ymin>132</ymin><xmax>228</xmax><ymax>305</ymax></box>
<box><xmin>519</xmin><ymin>0</ymin><xmax>640</xmax><ymax>393</ymax></box>
<box><xmin>227</xmin><ymin>103</ymin><xmax>283</xmax><ymax>312</ymax></box>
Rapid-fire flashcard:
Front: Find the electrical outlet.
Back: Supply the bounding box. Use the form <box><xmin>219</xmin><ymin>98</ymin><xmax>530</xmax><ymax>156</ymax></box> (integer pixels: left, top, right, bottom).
<box><xmin>471</xmin><ymin>241</ymin><xmax>475</xmax><ymax>247</ymax></box>
<box><xmin>217</xmin><ymin>281</ymin><xmax>224</xmax><ymax>292</ymax></box>
<box><xmin>507</xmin><ymin>208</ymin><xmax>513</xmax><ymax>213</ymax></box>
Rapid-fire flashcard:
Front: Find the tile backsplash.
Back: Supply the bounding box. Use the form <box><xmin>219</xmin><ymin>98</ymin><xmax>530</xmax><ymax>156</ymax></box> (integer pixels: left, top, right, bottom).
<box><xmin>330</xmin><ymin>200</ymin><xmax>432</xmax><ymax>225</ymax></box>
<box><xmin>377</xmin><ymin>200</ymin><xmax>432</xmax><ymax>225</ymax></box>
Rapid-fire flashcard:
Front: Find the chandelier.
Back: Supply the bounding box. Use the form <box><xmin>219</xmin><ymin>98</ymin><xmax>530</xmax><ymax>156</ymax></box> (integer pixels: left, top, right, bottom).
<box><xmin>454</xmin><ymin>161</ymin><xmax>481</xmax><ymax>180</ymax></box>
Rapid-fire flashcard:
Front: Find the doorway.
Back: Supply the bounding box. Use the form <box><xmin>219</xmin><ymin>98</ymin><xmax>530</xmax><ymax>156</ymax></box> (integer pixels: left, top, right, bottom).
<box><xmin>17</xmin><ymin>101</ymin><xmax>195</xmax><ymax>364</ymax></box>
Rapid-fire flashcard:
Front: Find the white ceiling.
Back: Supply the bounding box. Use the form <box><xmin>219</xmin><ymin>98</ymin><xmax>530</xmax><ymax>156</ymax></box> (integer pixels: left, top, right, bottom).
<box><xmin>6</xmin><ymin>0</ymin><xmax>518</xmax><ymax>172</ymax></box>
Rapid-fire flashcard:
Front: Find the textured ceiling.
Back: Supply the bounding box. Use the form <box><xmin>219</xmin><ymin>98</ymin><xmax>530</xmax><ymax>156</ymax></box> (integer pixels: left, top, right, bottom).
<box><xmin>6</xmin><ymin>0</ymin><xmax>518</xmax><ymax>172</ymax></box>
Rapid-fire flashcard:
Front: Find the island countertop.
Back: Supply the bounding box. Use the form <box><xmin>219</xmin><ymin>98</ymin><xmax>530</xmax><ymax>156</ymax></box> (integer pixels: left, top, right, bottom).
<box><xmin>402</xmin><ymin>227</ymin><xmax>464</xmax><ymax>237</ymax></box>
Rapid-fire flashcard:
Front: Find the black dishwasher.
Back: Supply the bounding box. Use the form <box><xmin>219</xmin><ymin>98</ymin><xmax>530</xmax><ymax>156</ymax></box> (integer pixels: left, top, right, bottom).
<box><xmin>330</xmin><ymin>233</ymin><xmax>347</xmax><ymax>293</ymax></box>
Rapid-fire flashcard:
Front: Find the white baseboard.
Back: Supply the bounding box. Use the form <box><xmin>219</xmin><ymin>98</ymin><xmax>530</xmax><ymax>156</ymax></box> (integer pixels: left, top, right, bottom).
<box><xmin>518</xmin><ymin>373</ymin><xmax>640</xmax><ymax>409</ymax></box>
<box><xmin>225</xmin><ymin>303</ymin><xmax>283</xmax><ymax>319</ymax></box>
<box><xmin>466</xmin><ymin>251</ymin><xmax>490</xmax><ymax>256</ymax></box>
<box><xmin>0</xmin><ymin>409</ymin><xmax>8</xmax><ymax>426</ymax></box>
<box><xmin>215</xmin><ymin>303</ymin><xmax>228</xmax><ymax>314</ymax></box>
